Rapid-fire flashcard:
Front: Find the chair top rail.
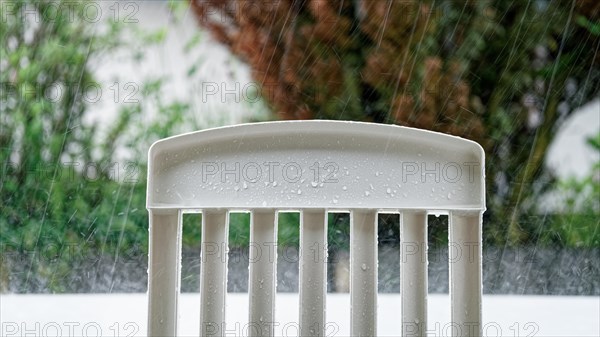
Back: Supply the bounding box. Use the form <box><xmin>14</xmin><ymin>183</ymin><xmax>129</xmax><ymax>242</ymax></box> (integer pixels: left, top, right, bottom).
<box><xmin>147</xmin><ymin>121</ymin><xmax>485</xmax><ymax>211</ymax></box>
<box><xmin>148</xmin><ymin>207</ymin><xmax>482</xmax><ymax>215</ymax></box>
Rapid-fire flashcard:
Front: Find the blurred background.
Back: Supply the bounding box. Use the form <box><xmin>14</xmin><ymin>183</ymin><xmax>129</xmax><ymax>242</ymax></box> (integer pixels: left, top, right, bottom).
<box><xmin>0</xmin><ymin>0</ymin><xmax>598</xmax><ymax>298</ymax></box>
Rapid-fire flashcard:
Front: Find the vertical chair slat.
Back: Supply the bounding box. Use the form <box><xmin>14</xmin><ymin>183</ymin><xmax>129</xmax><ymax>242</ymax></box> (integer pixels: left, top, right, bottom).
<box><xmin>449</xmin><ymin>212</ymin><xmax>482</xmax><ymax>337</ymax></box>
<box><xmin>248</xmin><ymin>209</ymin><xmax>278</xmax><ymax>337</ymax></box>
<box><xmin>147</xmin><ymin>210</ymin><xmax>182</xmax><ymax>337</ymax></box>
<box><xmin>350</xmin><ymin>210</ymin><xmax>378</xmax><ymax>337</ymax></box>
<box><xmin>200</xmin><ymin>210</ymin><xmax>229</xmax><ymax>336</ymax></box>
<box><xmin>299</xmin><ymin>209</ymin><xmax>328</xmax><ymax>337</ymax></box>
<box><xmin>400</xmin><ymin>211</ymin><xmax>428</xmax><ymax>336</ymax></box>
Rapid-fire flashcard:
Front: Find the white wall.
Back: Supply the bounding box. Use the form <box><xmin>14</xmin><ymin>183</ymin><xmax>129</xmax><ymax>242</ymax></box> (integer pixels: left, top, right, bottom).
<box><xmin>547</xmin><ymin>98</ymin><xmax>600</xmax><ymax>179</ymax></box>
<box><xmin>86</xmin><ymin>1</ymin><xmax>269</xmax><ymax>147</ymax></box>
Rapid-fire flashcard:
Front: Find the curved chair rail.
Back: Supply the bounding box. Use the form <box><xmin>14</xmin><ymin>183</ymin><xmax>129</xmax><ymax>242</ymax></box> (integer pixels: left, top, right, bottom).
<box><xmin>146</xmin><ymin>121</ymin><xmax>485</xmax><ymax>337</ymax></box>
<box><xmin>147</xmin><ymin>121</ymin><xmax>485</xmax><ymax>211</ymax></box>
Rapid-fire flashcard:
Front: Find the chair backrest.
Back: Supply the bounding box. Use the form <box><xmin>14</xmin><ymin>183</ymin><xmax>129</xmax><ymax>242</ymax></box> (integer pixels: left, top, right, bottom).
<box><xmin>146</xmin><ymin>120</ymin><xmax>485</xmax><ymax>337</ymax></box>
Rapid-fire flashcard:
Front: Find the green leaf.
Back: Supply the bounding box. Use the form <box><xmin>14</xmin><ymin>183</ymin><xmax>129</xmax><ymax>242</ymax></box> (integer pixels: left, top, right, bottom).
<box><xmin>576</xmin><ymin>15</ymin><xmax>600</xmax><ymax>36</ymax></box>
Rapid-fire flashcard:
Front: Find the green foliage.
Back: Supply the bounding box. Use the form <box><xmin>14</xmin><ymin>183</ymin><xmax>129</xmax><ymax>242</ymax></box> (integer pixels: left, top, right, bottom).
<box><xmin>181</xmin><ymin>214</ymin><xmax>201</xmax><ymax>247</ymax></box>
<box><xmin>180</xmin><ymin>212</ymin><xmax>303</xmax><ymax>249</ymax></box>
<box><xmin>576</xmin><ymin>15</ymin><xmax>600</xmax><ymax>36</ymax></box>
<box><xmin>434</xmin><ymin>1</ymin><xmax>600</xmax><ymax>245</ymax></box>
<box><xmin>0</xmin><ymin>0</ymin><xmax>190</xmax><ymax>291</ymax></box>
<box><xmin>541</xmin><ymin>132</ymin><xmax>600</xmax><ymax>247</ymax></box>
<box><xmin>0</xmin><ymin>0</ymin><xmax>272</xmax><ymax>292</ymax></box>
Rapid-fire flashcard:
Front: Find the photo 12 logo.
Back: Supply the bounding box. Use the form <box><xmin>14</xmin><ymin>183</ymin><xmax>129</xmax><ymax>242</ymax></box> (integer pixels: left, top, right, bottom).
<box><xmin>196</xmin><ymin>161</ymin><xmax>340</xmax><ymax>185</ymax></box>
<box><xmin>201</xmin><ymin>321</ymin><xmax>339</xmax><ymax>337</ymax></box>
<box><xmin>183</xmin><ymin>160</ymin><xmax>479</xmax><ymax>185</ymax></box>
<box><xmin>1</xmin><ymin>321</ymin><xmax>139</xmax><ymax>337</ymax></box>
<box><xmin>2</xmin><ymin>161</ymin><xmax>141</xmax><ymax>184</ymax></box>
<box><xmin>1</xmin><ymin>81</ymin><xmax>140</xmax><ymax>105</ymax></box>
<box><xmin>402</xmin><ymin>321</ymin><xmax>540</xmax><ymax>337</ymax></box>
<box><xmin>1</xmin><ymin>1</ymin><xmax>139</xmax><ymax>24</ymax></box>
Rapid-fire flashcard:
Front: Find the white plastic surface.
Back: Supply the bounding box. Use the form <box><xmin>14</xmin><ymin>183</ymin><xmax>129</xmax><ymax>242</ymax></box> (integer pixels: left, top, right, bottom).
<box><xmin>146</xmin><ymin>120</ymin><xmax>486</xmax><ymax>336</ymax></box>
<box><xmin>4</xmin><ymin>294</ymin><xmax>599</xmax><ymax>336</ymax></box>
<box><xmin>147</xmin><ymin>121</ymin><xmax>484</xmax><ymax>212</ymax></box>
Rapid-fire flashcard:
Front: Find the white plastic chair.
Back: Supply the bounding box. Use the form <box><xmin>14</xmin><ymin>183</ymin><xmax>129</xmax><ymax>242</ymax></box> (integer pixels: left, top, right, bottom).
<box><xmin>146</xmin><ymin>120</ymin><xmax>485</xmax><ymax>337</ymax></box>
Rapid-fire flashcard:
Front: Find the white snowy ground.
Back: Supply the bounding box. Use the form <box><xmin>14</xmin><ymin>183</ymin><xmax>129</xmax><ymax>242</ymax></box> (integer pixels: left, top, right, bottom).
<box><xmin>1</xmin><ymin>293</ymin><xmax>598</xmax><ymax>336</ymax></box>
